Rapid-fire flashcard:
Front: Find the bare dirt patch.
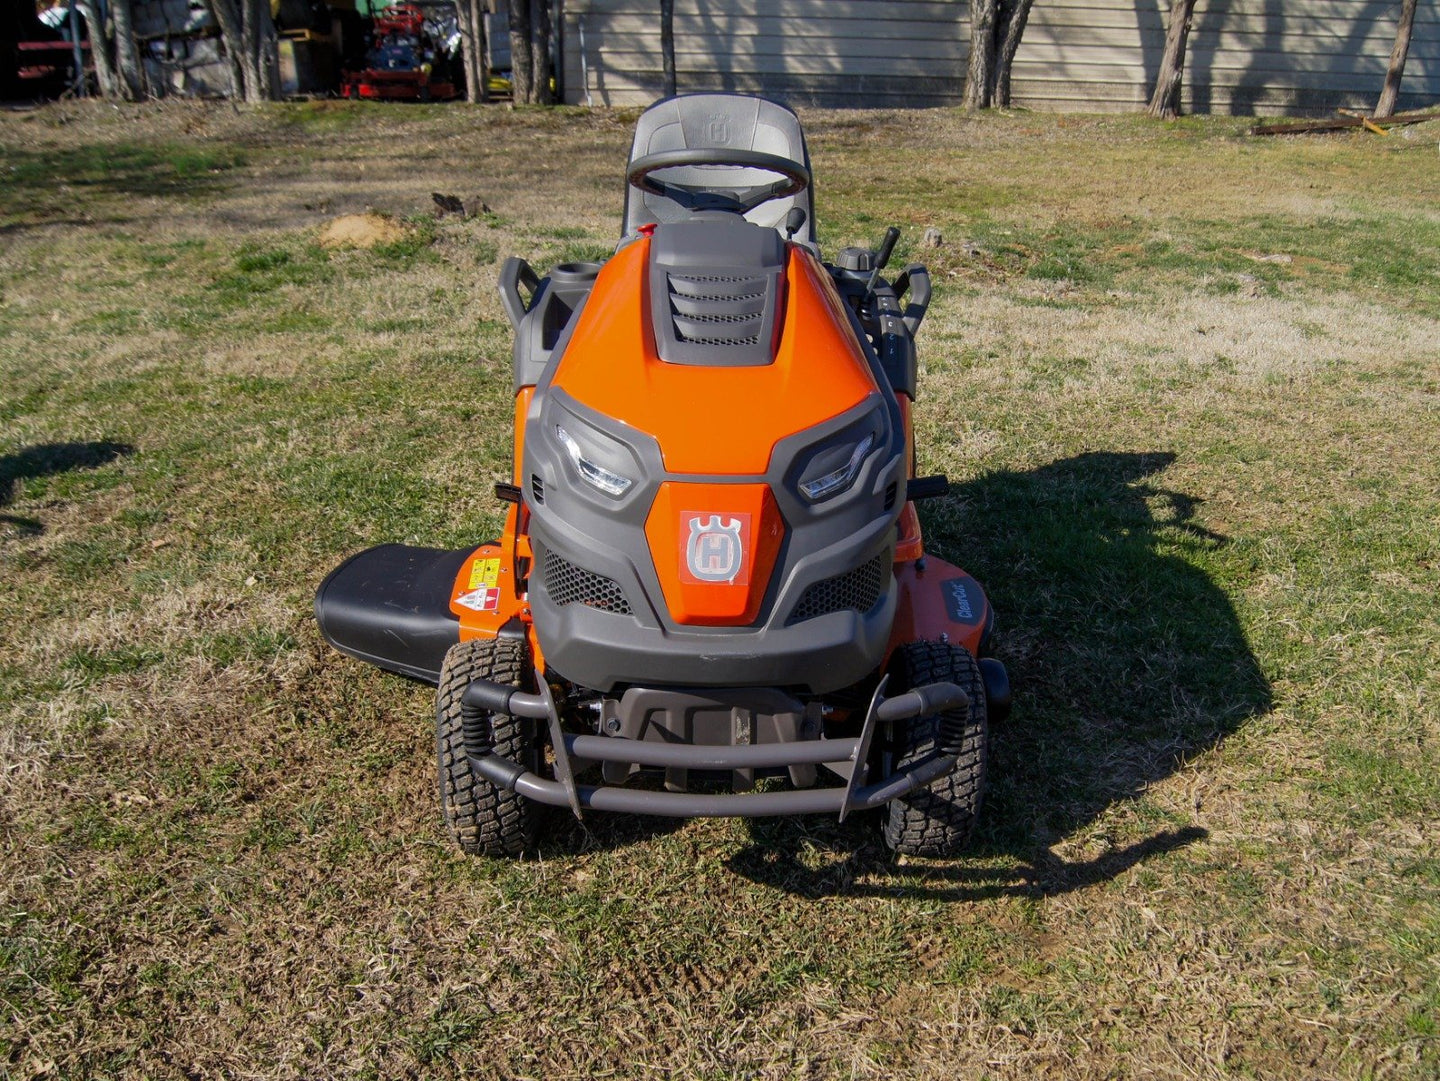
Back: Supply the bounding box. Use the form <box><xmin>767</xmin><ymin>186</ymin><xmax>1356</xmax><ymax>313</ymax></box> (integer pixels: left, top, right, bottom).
<box><xmin>317</xmin><ymin>212</ymin><xmax>408</xmax><ymax>250</ymax></box>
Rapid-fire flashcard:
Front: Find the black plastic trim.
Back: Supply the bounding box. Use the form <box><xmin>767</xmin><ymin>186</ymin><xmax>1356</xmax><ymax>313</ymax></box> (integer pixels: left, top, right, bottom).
<box><xmin>314</xmin><ymin>544</ymin><xmax>467</xmax><ymax>685</ymax></box>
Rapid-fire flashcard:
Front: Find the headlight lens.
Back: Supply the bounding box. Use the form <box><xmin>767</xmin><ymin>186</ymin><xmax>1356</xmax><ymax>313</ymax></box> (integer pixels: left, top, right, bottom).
<box><xmin>555</xmin><ymin>424</ymin><xmax>634</xmax><ymax>497</ymax></box>
<box><xmin>800</xmin><ymin>433</ymin><xmax>874</xmax><ymax>502</ymax></box>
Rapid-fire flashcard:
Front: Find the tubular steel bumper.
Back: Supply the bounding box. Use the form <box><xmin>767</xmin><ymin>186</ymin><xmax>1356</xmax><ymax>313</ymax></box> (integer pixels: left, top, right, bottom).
<box><xmin>460</xmin><ymin>673</ymin><xmax>969</xmax><ymax>821</ymax></box>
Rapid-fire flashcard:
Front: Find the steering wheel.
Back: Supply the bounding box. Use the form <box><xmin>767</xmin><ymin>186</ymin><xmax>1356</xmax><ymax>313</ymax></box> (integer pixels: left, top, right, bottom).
<box><xmin>626</xmin><ymin>148</ymin><xmax>810</xmax><ymax>215</ymax></box>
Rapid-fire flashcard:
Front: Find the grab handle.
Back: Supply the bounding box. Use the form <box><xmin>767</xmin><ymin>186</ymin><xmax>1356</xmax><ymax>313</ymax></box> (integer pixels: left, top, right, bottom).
<box><xmin>498</xmin><ymin>257</ymin><xmax>541</xmax><ymax>330</ymax></box>
<box><xmin>892</xmin><ymin>263</ymin><xmax>932</xmax><ymax>336</ymax></box>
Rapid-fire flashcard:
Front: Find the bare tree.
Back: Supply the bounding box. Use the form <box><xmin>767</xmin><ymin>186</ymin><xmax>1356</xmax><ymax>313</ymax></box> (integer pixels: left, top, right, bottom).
<box><xmin>508</xmin><ymin>0</ymin><xmax>553</xmax><ymax>105</ymax></box>
<box><xmin>992</xmin><ymin>0</ymin><xmax>1036</xmax><ymax>105</ymax></box>
<box><xmin>73</xmin><ymin>0</ymin><xmax>120</xmax><ymax>98</ymax></box>
<box><xmin>963</xmin><ymin>0</ymin><xmax>1038</xmax><ymax>109</ymax></box>
<box><xmin>110</xmin><ymin>0</ymin><xmax>147</xmax><ymax>99</ymax></box>
<box><xmin>1146</xmin><ymin>0</ymin><xmax>1198</xmax><ymax>118</ymax></box>
<box><xmin>530</xmin><ymin>0</ymin><xmax>553</xmax><ymax>103</ymax></box>
<box><xmin>963</xmin><ymin>0</ymin><xmax>997</xmax><ymax>108</ymax></box>
<box><xmin>254</xmin><ymin>0</ymin><xmax>280</xmax><ymax>99</ymax></box>
<box><xmin>660</xmin><ymin>0</ymin><xmax>676</xmax><ymax>97</ymax></box>
<box><xmin>1375</xmin><ymin>0</ymin><xmax>1418</xmax><ymax>119</ymax></box>
<box><xmin>73</xmin><ymin>0</ymin><xmax>148</xmax><ymax>99</ymax></box>
<box><xmin>508</xmin><ymin>0</ymin><xmax>534</xmax><ymax>103</ymax></box>
<box><xmin>457</xmin><ymin>0</ymin><xmax>491</xmax><ymax>103</ymax></box>
<box><xmin>203</xmin><ymin>0</ymin><xmax>279</xmax><ymax>101</ymax></box>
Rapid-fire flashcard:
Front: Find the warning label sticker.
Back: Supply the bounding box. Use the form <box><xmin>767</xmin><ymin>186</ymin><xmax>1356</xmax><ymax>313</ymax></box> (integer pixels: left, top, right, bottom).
<box><xmin>455</xmin><ymin>587</ymin><xmax>501</xmax><ymax>613</ymax></box>
<box><xmin>468</xmin><ymin>557</ymin><xmax>501</xmax><ymax>591</ymax></box>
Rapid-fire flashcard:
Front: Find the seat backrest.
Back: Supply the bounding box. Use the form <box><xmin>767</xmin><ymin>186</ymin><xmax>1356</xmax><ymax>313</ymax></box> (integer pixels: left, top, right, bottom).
<box><xmin>622</xmin><ymin>94</ymin><xmax>815</xmax><ymax>245</ymax></box>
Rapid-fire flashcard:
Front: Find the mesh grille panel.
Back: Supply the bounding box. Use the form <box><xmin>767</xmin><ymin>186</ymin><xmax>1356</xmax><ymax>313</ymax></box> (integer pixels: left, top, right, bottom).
<box><xmin>543</xmin><ymin>551</ymin><xmax>632</xmax><ymax>615</ymax></box>
<box><xmin>788</xmin><ymin>555</ymin><xmax>887</xmax><ymax>625</ymax></box>
<box><xmin>667</xmin><ymin>272</ymin><xmax>769</xmax><ymax>347</ymax></box>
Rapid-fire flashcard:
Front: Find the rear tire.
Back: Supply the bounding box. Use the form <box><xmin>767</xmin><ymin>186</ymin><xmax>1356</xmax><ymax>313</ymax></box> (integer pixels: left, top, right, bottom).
<box><xmin>882</xmin><ymin>641</ymin><xmax>988</xmax><ymax>857</ymax></box>
<box><xmin>436</xmin><ymin>636</ymin><xmax>544</xmax><ymax>856</ymax></box>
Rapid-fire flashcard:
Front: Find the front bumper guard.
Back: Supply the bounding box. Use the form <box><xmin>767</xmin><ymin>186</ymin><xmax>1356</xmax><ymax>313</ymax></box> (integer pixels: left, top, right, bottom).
<box><xmin>459</xmin><ymin>672</ymin><xmax>969</xmax><ymax>821</ymax></box>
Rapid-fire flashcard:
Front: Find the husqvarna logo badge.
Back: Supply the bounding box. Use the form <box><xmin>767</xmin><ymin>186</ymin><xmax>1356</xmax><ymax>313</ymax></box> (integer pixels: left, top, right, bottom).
<box><xmin>685</xmin><ymin>514</ymin><xmax>744</xmax><ymax>583</ymax></box>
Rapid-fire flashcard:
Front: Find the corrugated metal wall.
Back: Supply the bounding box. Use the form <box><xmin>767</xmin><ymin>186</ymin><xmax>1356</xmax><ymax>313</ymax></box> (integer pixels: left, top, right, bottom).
<box><xmin>561</xmin><ymin>0</ymin><xmax>1440</xmax><ymax>114</ymax></box>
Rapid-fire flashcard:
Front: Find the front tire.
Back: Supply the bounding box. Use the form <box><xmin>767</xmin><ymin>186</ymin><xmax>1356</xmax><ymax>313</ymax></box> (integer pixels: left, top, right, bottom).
<box><xmin>882</xmin><ymin>641</ymin><xmax>988</xmax><ymax>857</ymax></box>
<box><xmin>436</xmin><ymin>636</ymin><xmax>545</xmax><ymax>856</ymax></box>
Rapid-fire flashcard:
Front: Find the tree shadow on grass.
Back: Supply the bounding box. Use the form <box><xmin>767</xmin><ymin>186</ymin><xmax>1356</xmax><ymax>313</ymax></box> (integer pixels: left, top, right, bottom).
<box><xmin>1</xmin><ymin>441</ymin><xmax>133</xmax><ymax>533</ymax></box>
<box><xmin>727</xmin><ymin>451</ymin><xmax>1272</xmax><ymax>900</ymax></box>
<box><xmin>0</xmin><ymin>144</ymin><xmax>243</xmax><ymax>232</ymax></box>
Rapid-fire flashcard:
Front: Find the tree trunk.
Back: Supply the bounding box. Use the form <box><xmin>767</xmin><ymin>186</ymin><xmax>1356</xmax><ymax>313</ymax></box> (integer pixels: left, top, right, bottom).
<box><xmin>476</xmin><ymin>0</ymin><xmax>490</xmax><ymax>102</ymax></box>
<box><xmin>1146</xmin><ymin>0</ymin><xmax>1197</xmax><ymax>118</ymax></box>
<box><xmin>508</xmin><ymin>0</ymin><xmax>533</xmax><ymax>104</ymax></box>
<box><xmin>110</xmin><ymin>0</ymin><xmax>147</xmax><ymax>99</ymax></box>
<box><xmin>203</xmin><ymin>0</ymin><xmax>245</xmax><ymax>98</ymax></box>
<box><xmin>660</xmin><ymin>0</ymin><xmax>676</xmax><ymax>97</ymax></box>
<box><xmin>457</xmin><ymin>0</ymin><xmax>480</xmax><ymax>102</ymax></box>
<box><xmin>237</xmin><ymin>0</ymin><xmax>263</xmax><ymax>102</ymax></box>
<box><xmin>1375</xmin><ymin>0</ymin><xmax>1418</xmax><ymax>119</ymax></box>
<box><xmin>992</xmin><ymin>0</ymin><xmax>1036</xmax><ymax>107</ymax></box>
<box><xmin>75</xmin><ymin>0</ymin><xmax>120</xmax><ymax>98</ymax></box>
<box><xmin>529</xmin><ymin>0</ymin><xmax>553</xmax><ymax>104</ymax></box>
<box><xmin>963</xmin><ymin>0</ymin><xmax>998</xmax><ymax>109</ymax></box>
<box><xmin>254</xmin><ymin>0</ymin><xmax>280</xmax><ymax>99</ymax></box>
<box><xmin>456</xmin><ymin>0</ymin><xmax>473</xmax><ymax>100</ymax></box>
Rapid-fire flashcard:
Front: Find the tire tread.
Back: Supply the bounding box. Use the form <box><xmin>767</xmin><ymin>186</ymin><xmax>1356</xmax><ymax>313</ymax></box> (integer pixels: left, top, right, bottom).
<box><xmin>882</xmin><ymin>641</ymin><xmax>988</xmax><ymax>857</ymax></box>
<box><xmin>436</xmin><ymin>637</ymin><xmax>541</xmax><ymax>857</ymax></box>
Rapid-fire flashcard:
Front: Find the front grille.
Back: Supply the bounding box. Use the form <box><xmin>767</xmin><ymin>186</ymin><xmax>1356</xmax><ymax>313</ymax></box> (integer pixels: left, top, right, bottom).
<box><xmin>667</xmin><ymin>273</ymin><xmax>768</xmax><ymax>346</ymax></box>
<box><xmin>542</xmin><ymin>550</ymin><xmax>632</xmax><ymax>615</ymax></box>
<box><xmin>788</xmin><ymin>555</ymin><xmax>887</xmax><ymax>625</ymax></box>
<box><xmin>530</xmin><ymin>474</ymin><xmax>545</xmax><ymax>505</ymax></box>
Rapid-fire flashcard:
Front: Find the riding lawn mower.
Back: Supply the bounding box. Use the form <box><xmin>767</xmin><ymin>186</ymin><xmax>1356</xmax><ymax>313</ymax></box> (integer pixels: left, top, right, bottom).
<box><xmin>316</xmin><ymin>93</ymin><xmax>1011</xmax><ymax>857</ymax></box>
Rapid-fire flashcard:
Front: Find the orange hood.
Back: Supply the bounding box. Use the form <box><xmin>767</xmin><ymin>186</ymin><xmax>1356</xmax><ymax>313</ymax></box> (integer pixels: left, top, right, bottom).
<box><xmin>547</xmin><ymin>237</ymin><xmax>881</xmax><ymax>477</ymax></box>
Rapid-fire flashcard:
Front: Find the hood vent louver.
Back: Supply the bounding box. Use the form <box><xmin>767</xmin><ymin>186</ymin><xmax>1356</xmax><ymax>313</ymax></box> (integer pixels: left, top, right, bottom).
<box><xmin>667</xmin><ymin>273</ymin><xmax>768</xmax><ymax>347</ymax></box>
<box><xmin>648</xmin><ymin>219</ymin><xmax>785</xmax><ymax>367</ymax></box>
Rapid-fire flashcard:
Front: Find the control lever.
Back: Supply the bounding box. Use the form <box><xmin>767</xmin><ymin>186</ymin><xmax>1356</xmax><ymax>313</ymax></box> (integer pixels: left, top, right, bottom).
<box><xmin>866</xmin><ymin>226</ymin><xmax>901</xmax><ymax>292</ymax></box>
<box><xmin>784</xmin><ymin>207</ymin><xmax>808</xmax><ymax>239</ymax></box>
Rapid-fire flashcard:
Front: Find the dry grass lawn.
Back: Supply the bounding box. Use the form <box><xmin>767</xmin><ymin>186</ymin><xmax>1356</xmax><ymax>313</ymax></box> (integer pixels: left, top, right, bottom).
<box><xmin>1</xmin><ymin>98</ymin><xmax>1438</xmax><ymax>1079</ymax></box>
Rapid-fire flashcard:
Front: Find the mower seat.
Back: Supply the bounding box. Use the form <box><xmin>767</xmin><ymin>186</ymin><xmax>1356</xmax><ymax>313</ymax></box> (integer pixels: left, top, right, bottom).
<box><xmin>622</xmin><ymin>93</ymin><xmax>816</xmax><ymax>247</ymax></box>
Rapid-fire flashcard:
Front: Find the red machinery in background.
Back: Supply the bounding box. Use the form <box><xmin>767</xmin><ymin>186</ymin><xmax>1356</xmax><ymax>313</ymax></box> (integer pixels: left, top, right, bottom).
<box><xmin>340</xmin><ymin>4</ymin><xmax>457</xmax><ymax>101</ymax></box>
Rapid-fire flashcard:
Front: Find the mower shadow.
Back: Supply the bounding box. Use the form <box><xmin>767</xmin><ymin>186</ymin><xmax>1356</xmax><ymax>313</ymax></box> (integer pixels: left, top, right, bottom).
<box><xmin>726</xmin><ymin>450</ymin><xmax>1272</xmax><ymax>901</ymax></box>
<box><xmin>0</xmin><ymin>441</ymin><xmax>133</xmax><ymax>533</ymax></box>
<box><xmin>541</xmin><ymin>804</ymin><xmax>687</xmax><ymax>855</ymax></box>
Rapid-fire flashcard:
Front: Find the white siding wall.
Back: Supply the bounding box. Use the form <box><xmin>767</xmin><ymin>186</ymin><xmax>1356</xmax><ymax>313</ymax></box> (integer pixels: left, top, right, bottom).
<box><xmin>1014</xmin><ymin>0</ymin><xmax>1440</xmax><ymax>113</ymax></box>
<box><xmin>563</xmin><ymin>0</ymin><xmax>968</xmax><ymax>107</ymax></box>
<box><xmin>561</xmin><ymin>0</ymin><xmax>1440</xmax><ymax>115</ymax></box>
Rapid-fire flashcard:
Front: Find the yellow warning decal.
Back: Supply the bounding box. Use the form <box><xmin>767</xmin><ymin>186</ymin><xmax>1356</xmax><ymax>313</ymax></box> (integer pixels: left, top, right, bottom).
<box><xmin>468</xmin><ymin>557</ymin><xmax>501</xmax><ymax>591</ymax></box>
